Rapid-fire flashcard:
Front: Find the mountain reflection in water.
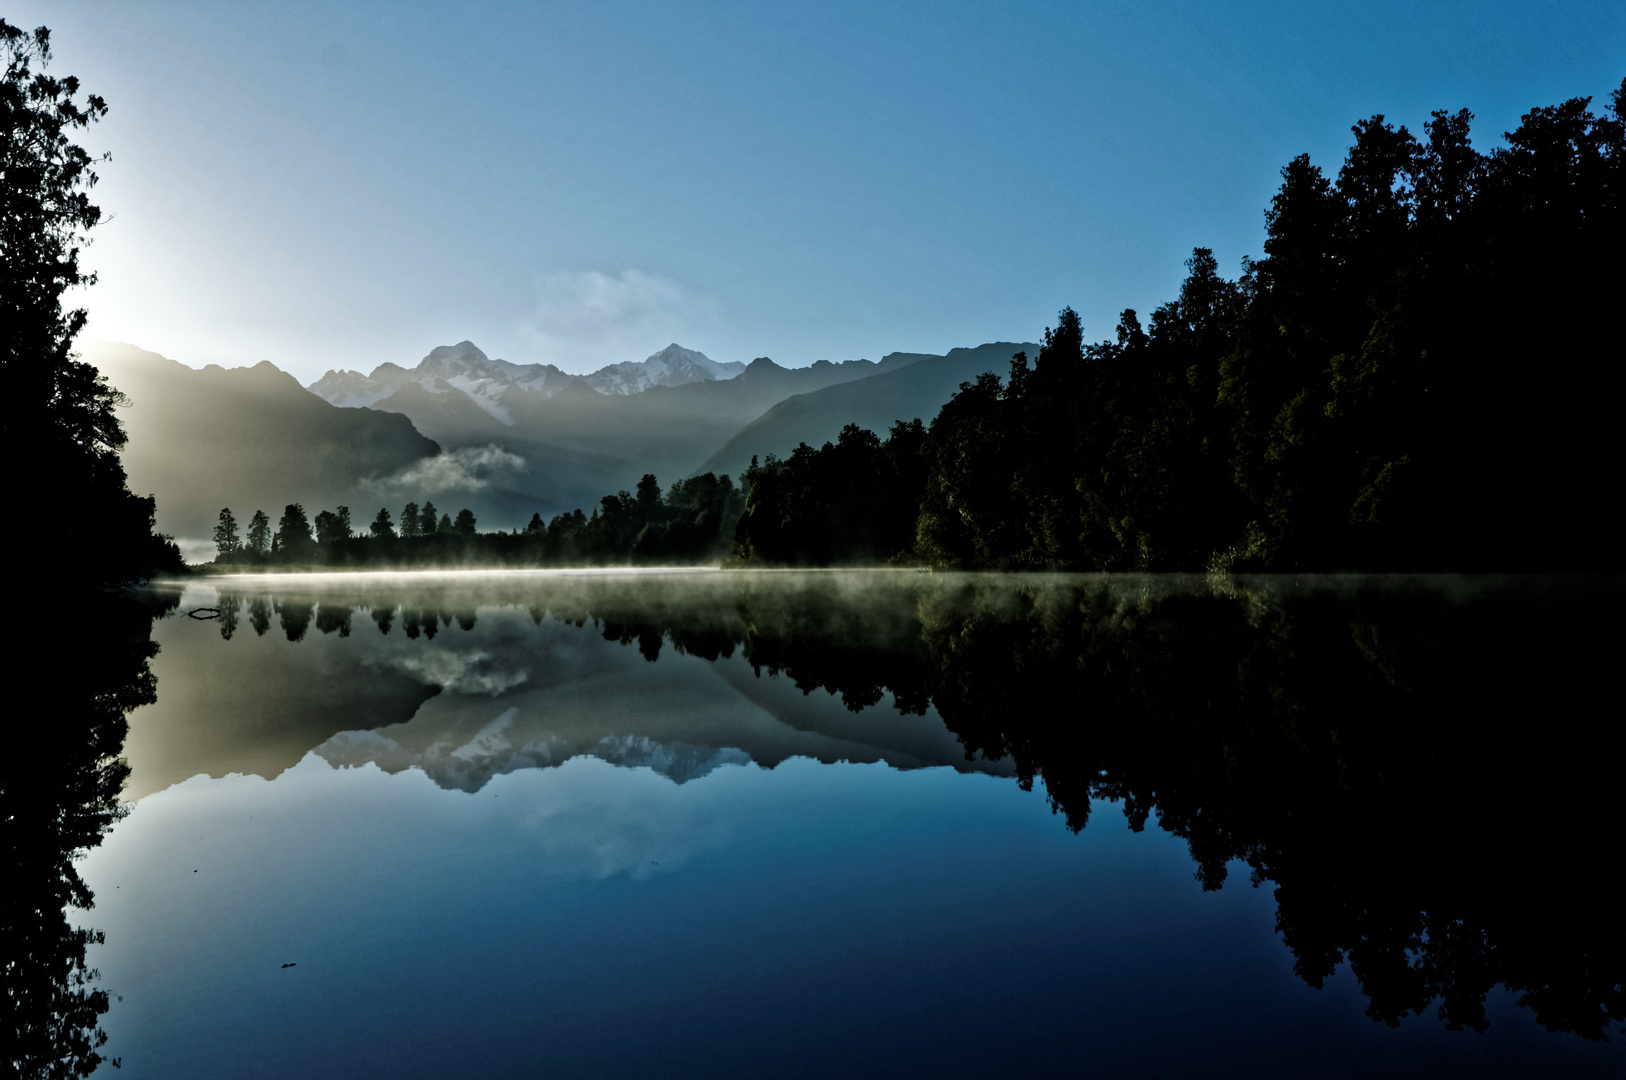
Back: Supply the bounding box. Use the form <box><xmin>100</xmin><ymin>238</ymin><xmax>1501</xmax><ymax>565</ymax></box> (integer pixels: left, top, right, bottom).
<box><xmin>8</xmin><ymin>571</ymin><xmax>1624</xmax><ymax>1076</ymax></box>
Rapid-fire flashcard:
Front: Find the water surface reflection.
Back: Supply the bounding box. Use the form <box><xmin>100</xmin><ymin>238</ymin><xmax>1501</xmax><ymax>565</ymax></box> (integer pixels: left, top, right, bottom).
<box><xmin>17</xmin><ymin>571</ymin><xmax>1626</xmax><ymax>1076</ymax></box>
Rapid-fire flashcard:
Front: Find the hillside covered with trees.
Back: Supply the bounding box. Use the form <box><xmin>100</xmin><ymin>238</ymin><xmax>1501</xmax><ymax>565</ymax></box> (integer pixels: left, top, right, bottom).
<box><xmin>739</xmin><ymin>83</ymin><xmax>1626</xmax><ymax>571</ymax></box>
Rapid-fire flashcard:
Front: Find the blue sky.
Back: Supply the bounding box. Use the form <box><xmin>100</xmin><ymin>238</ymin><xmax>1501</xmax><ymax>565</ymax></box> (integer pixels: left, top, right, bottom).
<box><xmin>15</xmin><ymin>0</ymin><xmax>1624</xmax><ymax>383</ymax></box>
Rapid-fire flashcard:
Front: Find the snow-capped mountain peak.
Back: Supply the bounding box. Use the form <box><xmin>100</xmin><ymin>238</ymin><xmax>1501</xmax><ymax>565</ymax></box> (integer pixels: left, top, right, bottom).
<box><xmin>583</xmin><ymin>344</ymin><xmax>745</xmax><ymax>396</ymax></box>
<box><xmin>308</xmin><ymin>341</ymin><xmax>584</xmax><ymax>426</ymax></box>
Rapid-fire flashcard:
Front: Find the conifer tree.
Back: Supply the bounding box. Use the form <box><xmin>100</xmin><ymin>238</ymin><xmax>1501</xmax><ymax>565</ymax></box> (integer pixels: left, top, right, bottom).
<box><xmin>245</xmin><ymin>509</ymin><xmax>270</xmax><ymax>556</ymax></box>
<box><xmin>213</xmin><ymin>507</ymin><xmax>241</xmax><ymax>561</ymax></box>
<box><xmin>275</xmin><ymin>503</ymin><xmax>313</xmax><ymax>558</ymax></box>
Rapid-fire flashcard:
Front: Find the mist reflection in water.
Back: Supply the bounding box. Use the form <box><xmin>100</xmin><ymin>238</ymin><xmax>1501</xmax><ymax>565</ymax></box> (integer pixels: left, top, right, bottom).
<box><xmin>53</xmin><ymin>572</ymin><xmax>1626</xmax><ymax>1075</ymax></box>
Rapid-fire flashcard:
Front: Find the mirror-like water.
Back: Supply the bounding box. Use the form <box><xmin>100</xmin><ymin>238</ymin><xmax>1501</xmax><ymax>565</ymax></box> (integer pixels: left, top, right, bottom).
<box><xmin>9</xmin><ymin>571</ymin><xmax>1624</xmax><ymax>1077</ymax></box>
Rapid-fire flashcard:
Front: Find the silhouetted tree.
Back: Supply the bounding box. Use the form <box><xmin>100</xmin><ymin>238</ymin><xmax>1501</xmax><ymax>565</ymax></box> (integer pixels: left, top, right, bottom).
<box><xmin>454</xmin><ymin>508</ymin><xmax>476</xmax><ymax>536</ymax></box>
<box><xmin>418</xmin><ymin>501</ymin><xmax>438</xmax><ymax>536</ymax></box>
<box><xmin>213</xmin><ymin>507</ymin><xmax>241</xmax><ymax>561</ymax></box>
<box><xmin>735</xmin><ymin>423</ymin><xmax>925</xmax><ymax>566</ymax></box>
<box><xmin>313</xmin><ymin>508</ymin><xmax>348</xmax><ymax>545</ymax></box>
<box><xmin>275</xmin><ymin>503</ymin><xmax>313</xmax><ymax>559</ymax></box>
<box><xmin>1</xmin><ymin>19</ymin><xmax>179</xmax><ymax>578</ymax></box>
<box><xmin>400</xmin><ymin>501</ymin><xmax>421</xmax><ymax>539</ymax></box>
<box><xmin>245</xmin><ymin>509</ymin><xmax>270</xmax><ymax>557</ymax></box>
<box><xmin>909</xmin><ymin>82</ymin><xmax>1626</xmax><ymax>572</ymax></box>
<box><xmin>369</xmin><ymin>507</ymin><xmax>395</xmax><ymax>539</ymax></box>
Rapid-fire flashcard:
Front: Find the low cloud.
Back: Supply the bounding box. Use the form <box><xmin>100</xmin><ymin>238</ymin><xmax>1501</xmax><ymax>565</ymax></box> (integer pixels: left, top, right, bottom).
<box><xmin>519</xmin><ymin>269</ymin><xmax>719</xmax><ymax>369</ymax></box>
<box><xmin>380</xmin><ymin>646</ymin><xmax>530</xmax><ymax>696</ymax></box>
<box><xmin>365</xmin><ymin>444</ymin><xmax>524</xmax><ymax>495</ymax></box>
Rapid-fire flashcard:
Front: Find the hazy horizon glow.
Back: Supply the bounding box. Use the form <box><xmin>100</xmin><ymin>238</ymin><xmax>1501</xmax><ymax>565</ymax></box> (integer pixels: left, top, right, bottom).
<box><xmin>12</xmin><ymin>0</ymin><xmax>1624</xmax><ymax>383</ymax></box>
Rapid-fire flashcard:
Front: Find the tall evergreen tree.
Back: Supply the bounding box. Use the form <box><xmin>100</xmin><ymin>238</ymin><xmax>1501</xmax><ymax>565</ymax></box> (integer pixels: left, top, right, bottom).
<box><xmin>213</xmin><ymin>508</ymin><xmax>241</xmax><ymax>561</ymax></box>
<box><xmin>275</xmin><ymin>503</ymin><xmax>313</xmax><ymax>558</ymax></box>
<box><xmin>245</xmin><ymin>509</ymin><xmax>270</xmax><ymax>556</ymax></box>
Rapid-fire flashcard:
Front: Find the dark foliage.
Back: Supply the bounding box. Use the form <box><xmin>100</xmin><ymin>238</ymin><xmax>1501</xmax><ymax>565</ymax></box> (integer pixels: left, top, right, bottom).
<box><xmin>733</xmin><ymin>420</ymin><xmax>928</xmax><ymax>566</ymax></box>
<box><xmin>820</xmin><ymin>83</ymin><xmax>1626</xmax><ymax>572</ymax></box>
<box><xmin>914</xmin><ymin>575</ymin><xmax>1625</xmax><ymax>1038</ymax></box>
<box><xmin>3</xmin><ymin>585</ymin><xmax>178</xmax><ymax>1076</ymax></box>
<box><xmin>0</xmin><ymin>21</ymin><xmax>180</xmax><ymax>579</ymax></box>
<box><xmin>206</xmin><ymin>471</ymin><xmax>746</xmax><ymax>569</ymax></box>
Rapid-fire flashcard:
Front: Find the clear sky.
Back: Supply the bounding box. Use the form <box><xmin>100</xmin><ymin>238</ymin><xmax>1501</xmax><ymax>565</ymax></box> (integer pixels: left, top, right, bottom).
<box><xmin>13</xmin><ymin>0</ymin><xmax>1624</xmax><ymax>384</ymax></box>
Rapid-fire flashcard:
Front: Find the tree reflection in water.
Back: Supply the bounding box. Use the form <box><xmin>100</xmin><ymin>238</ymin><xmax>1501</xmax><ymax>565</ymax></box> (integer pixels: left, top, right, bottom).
<box><xmin>2</xmin><ymin>585</ymin><xmax>177</xmax><ymax>1077</ymax></box>
<box><xmin>914</xmin><ymin>575</ymin><xmax>1624</xmax><ymax>1040</ymax></box>
<box><xmin>10</xmin><ymin>570</ymin><xmax>1614</xmax><ymax>1067</ymax></box>
<box><xmin>142</xmin><ymin>572</ymin><xmax>1626</xmax><ymax>1044</ymax></box>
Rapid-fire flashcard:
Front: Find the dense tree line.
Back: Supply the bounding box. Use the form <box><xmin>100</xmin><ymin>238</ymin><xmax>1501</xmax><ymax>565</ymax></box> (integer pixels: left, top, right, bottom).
<box><xmin>738</xmin><ymin>83</ymin><xmax>1626</xmax><ymax>571</ymax></box>
<box><xmin>731</xmin><ymin>421</ymin><xmax>927</xmax><ymax>566</ymax></box>
<box><xmin>209</xmin><ymin>471</ymin><xmax>745</xmax><ymax>568</ymax></box>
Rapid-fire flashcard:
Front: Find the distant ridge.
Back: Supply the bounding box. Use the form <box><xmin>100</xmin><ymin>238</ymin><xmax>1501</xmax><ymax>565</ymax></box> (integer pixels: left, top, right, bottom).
<box><xmin>83</xmin><ymin>341</ymin><xmax>440</xmax><ymax>544</ymax></box>
<box><xmin>697</xmin><ymin>342</ymin><xmax>1037</xmax><ymax>478</ymax></box>
<box><xmin>306</xmin><ymin>340</ymin><xmax>913</xmax><ymax>492</ymax></box>
<box><xmin>309</xmin><ymin>341</ymin><xmax>588</xmax><ymax>435</ymax></box>
<box><xmin>582</xmin><ymin>343</ymin><xmax>745</xmax><ymax>395</ymax></box>
<box><xmin>93</xmin><ymin>336</ymin><xmax>1041</xmax><ymax>544</ymax></box>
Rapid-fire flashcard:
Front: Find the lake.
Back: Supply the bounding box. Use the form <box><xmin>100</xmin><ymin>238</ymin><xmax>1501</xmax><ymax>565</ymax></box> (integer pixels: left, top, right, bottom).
<box><xmin>9</xmin><ymin>570</ymin><xmax>1624</xmax><ymax>1077</ymax></box>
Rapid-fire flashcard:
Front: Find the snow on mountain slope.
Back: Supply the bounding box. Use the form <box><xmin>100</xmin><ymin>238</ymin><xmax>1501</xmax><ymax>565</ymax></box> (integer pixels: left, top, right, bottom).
<box><xmin>309</xmin><ymin>341</ymin><xmax>585</xmax><ymax>425</ymax></box>
<box><xmin>583</xmin><ymin>343</ymin><xmax>745</xmax><ymax>395</ymax></box>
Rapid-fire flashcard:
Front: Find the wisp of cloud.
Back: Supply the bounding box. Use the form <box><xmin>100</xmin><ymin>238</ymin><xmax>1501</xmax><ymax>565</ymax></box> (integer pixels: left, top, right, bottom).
<box><xmin>365</xmin><ymin>444</ymin><xmax>525</xmax><ymax>495</ymax></box>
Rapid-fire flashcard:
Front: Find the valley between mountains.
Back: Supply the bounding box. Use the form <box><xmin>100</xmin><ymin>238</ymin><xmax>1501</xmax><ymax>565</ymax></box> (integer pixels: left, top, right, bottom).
<box><xmin>84</xmin><ymin>338</ymin><xmax>1034</xmax><ymax>555</ymax></box>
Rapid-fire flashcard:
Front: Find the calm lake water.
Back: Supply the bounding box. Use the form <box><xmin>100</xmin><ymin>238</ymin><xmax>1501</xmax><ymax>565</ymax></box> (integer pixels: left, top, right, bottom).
<box><xmin>13</xmin><ymin>571</ymin><xmax>1625</xmax><ymax>1077</ymax></box>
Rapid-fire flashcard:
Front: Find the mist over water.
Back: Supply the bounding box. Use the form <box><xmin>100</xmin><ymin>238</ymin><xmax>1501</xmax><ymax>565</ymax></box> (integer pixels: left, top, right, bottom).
<box><xmin>17</xmin><ymin>570</ymin><xmax>1626</xmax><ymax>1077</ymax></box>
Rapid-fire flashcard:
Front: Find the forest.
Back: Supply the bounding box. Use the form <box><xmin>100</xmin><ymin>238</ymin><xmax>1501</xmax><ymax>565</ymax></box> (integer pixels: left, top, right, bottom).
<box><xmin>188</xmin><ymin>79</ymin><xmax>1625</xmax><ymax>573</ymax></box>
<box><xmin>738</xmin><ymin>82</ymin><xmax>1626</xmax><ymax>571</ymax></box>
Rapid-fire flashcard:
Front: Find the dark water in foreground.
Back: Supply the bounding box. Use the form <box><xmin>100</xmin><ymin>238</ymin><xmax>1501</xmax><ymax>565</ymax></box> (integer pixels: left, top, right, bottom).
<box><xmin>8</xmin><ymin>571</ymin><xmax>1624</xmax><ymax>1077</ymax></box>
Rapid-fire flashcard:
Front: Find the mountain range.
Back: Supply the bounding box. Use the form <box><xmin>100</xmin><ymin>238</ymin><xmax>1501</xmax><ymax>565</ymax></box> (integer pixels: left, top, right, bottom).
<box><xmin>126</xmin><ymin>588</ymin><xmax>1013</xmax><ymax>799</ymax></box>
<box><xmin>310</xmin><ymin>342</ymin><xmax>748</xmax><ymax>421</ymax></box>
<box><xmin>88</xmin><ymin>336</ymin><xmax>1036</xmax><ymax>550</ymax></box>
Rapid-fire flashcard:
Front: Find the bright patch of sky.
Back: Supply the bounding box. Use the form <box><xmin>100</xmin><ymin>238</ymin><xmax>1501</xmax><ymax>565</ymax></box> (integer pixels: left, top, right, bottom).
<box><xmin>14</xmin><ymin>0</ymin><xmax>1624</xmax><ymax>383</ymax></box>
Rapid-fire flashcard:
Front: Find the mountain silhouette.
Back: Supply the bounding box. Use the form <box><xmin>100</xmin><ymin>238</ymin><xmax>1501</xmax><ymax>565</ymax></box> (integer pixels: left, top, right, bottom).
<box><xmin>87</xmin><ymin>337</ymin><xmax>1039</xmax><ymax>547</ymax></box>
<box><xmin>85</xmin><ymin>342</ymin><xmax>440</xmax><ymax>543</ymax></box>
<box><xmin>699</xmin><ymin>342</ymin><xmax>1035</xmax><ymax>477</ymax></box>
